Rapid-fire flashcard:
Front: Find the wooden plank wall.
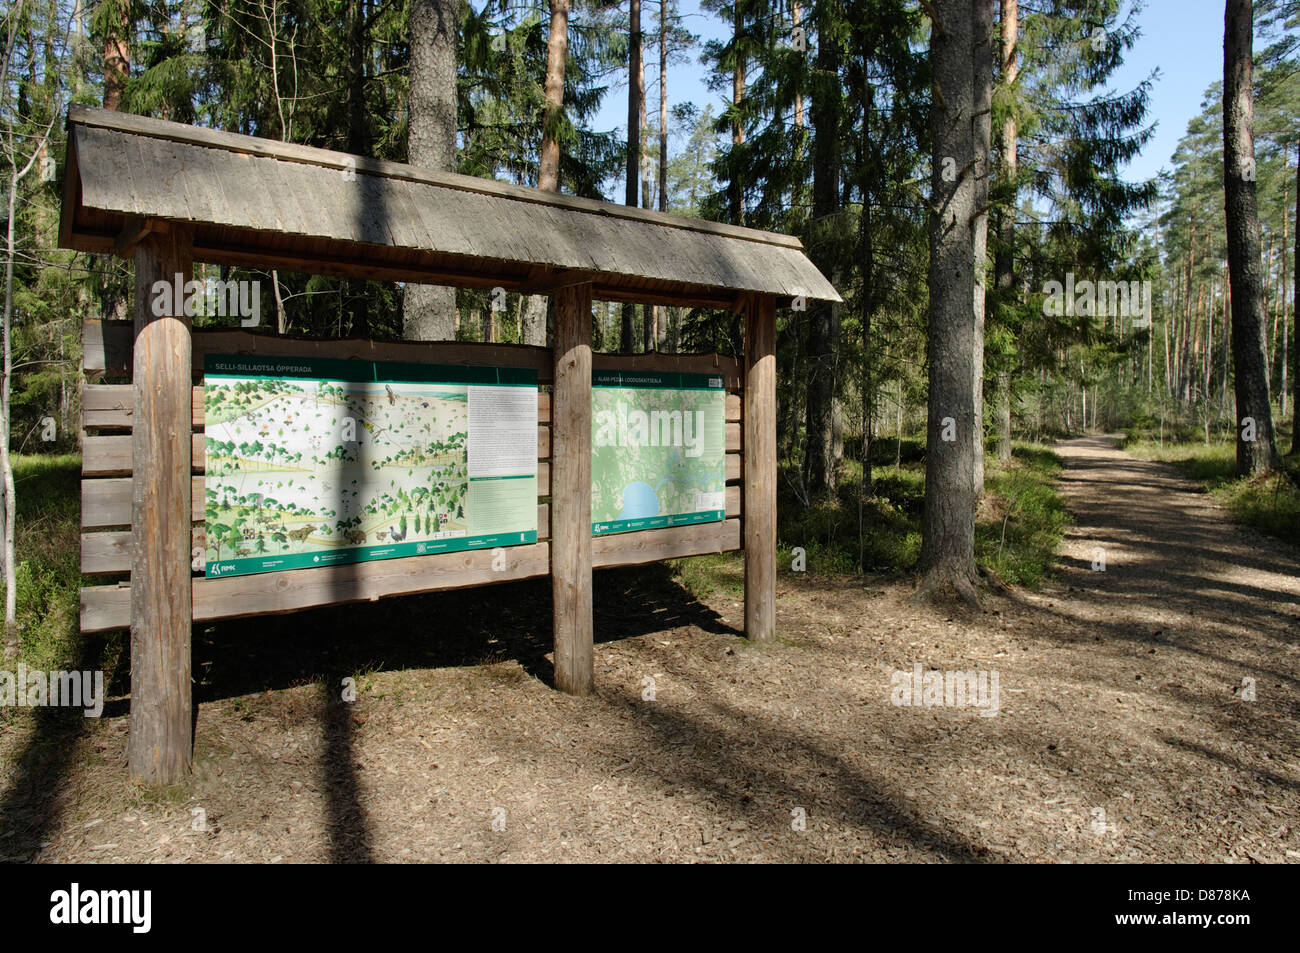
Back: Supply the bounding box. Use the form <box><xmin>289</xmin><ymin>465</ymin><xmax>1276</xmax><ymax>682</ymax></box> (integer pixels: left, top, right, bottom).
<box><xmin>81</xmin><ymin>348</ymin><xmax>745</xmax><ymax>633</ymax></box>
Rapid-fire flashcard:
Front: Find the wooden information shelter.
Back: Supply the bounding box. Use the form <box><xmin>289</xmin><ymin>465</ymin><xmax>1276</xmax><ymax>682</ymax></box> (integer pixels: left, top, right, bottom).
<box><xmin>59</xmin><ymin>106</ymin><xmax>840</xmax><ymax>785</ymax></box>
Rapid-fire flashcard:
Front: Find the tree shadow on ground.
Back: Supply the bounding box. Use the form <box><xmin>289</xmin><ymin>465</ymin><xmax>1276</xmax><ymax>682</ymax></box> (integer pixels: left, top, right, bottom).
<box><xmin>189</xmin><ymin>562</ymin><xmax>738</xmax><ymax>704</ymax></box>
<box><xmin>0</xmin><ymin>562</ymin><xmax>738</xmax><ymax>863</ymax></box>
<box><xmin>0</xmin><ymin>634</ymin><xmax>113</xmax><ymax>862</ymax></box>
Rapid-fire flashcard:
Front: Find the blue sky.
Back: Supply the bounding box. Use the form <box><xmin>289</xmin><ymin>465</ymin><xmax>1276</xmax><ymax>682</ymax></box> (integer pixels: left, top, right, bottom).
<box><xmin>591</xmin><ymin>0</ymin><xmax>1227</xmax><ymax>192</ymax></box>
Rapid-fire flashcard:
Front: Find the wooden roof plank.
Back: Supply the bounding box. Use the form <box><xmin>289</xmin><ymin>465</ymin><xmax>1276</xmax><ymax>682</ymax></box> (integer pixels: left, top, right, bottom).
<box><xmin>68</xmin><ymin>105</ymin><xmax>803</xmax><ymax>249</ymax></box>
<box><xmin>61</xmin><ymin>107</ymin><xmax>842</xmax><ymax>305</ymax></box>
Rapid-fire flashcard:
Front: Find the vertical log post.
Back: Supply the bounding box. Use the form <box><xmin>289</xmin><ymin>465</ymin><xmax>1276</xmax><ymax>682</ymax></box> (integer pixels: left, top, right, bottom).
<box><xmin>551</xmin><ymin>282</ymin><xmax>594</xmax><ymax>694</ymax></box>
<box><xmin>127</xmin><ymin>226</ymin><xmax>194</xmax><ymax>785</ymax></box>
<box><xmin>744</xmin><ymin>294</ymin><xmax>777</xmax><ymax>643</ymax></box>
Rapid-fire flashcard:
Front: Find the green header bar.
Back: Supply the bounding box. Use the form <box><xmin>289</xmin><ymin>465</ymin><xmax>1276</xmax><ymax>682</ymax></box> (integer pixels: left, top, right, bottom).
<box><xmin>593</xmin><ymin>369</ymin><xmax>725</xmax><ymax>390</ymax></box>
<box><xmin>205</xmin><ymin>353</ymin><xmax>538</xmax><ymax>387</ymax></box>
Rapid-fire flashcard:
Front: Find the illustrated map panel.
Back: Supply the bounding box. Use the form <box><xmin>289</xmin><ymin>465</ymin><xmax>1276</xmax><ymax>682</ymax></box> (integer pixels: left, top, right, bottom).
<box><xmin>203</xmin><ymin>355</ymin><xmax>538</xmax><ymax>578</ymax></box>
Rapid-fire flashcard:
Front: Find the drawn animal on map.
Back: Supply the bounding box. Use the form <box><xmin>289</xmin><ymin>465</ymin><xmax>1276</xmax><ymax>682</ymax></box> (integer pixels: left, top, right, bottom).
<box><xmin>236</xmin><ymin>548</ymin><xmax>249</xmax><ymax>556</ymax></box>
<box><xmin>345</xmin><ymin>529</ymin><xmax>366</xmax><ymax>545</ymax></box>
<box><xmin>287</xmin><ymin>524</ymin><xmax>318</xmax><ymax>544</ymax></box>
<box><xmin>386</xmin><ymin>384</ymin><xmax>396</xmax><ymax>406</ymax></box>
<box><xmin>388</xmin><ymin>524</ymin><xmax>406</xmax><ymax>543</ymax></box>
<box><xmin>375</xmin><ymin>531</ymin><xmax>389</xmax><ymax>542</ymax></box>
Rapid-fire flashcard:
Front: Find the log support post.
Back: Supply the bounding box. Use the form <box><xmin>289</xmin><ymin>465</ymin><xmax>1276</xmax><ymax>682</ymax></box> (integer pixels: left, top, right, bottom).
<box><xmin>744</xmin><ymin>294</ymin><xmax>776</xmax><ymax>643</ymax></box>
<box><xmin>128</xmin><ymin>227</ymin><xmax>194</xmax><ymax>785</ymax></box>
<box><xmin>551</xmin><ymin>282</ymin><xmax>594</xmax><ymax>694</ymax></box>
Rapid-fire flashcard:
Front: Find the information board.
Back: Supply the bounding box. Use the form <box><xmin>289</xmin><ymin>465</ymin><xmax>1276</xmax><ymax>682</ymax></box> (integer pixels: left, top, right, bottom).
<box><xmin>202</xmin><ymin>355</ymin><xmax>538</xmax><ymax>578</ymax></box>
<box><xmin>591</xmin><ymin>369</ymin><xmax>727</xmax><ymax>536</ymax></box>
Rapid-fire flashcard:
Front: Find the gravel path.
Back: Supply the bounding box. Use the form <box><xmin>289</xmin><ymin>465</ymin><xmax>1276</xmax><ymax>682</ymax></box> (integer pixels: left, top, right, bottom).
<box><xmin>3</xmin><ymin>435</ymin><xmax>1298</xmax><ymax>863</ymax></box>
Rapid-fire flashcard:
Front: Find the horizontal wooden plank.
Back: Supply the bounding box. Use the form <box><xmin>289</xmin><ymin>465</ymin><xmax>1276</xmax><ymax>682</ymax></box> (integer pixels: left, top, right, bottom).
<box><xmin>726</xmin><ymin>452</ymin><xmax>741</xmax><ymax>483</ymax></box>
<box><xmin>84</xmin><ymin>322</ymin><xmax>557</xmax><ymax>381</ymax></box>
<box><xmin>592</xmin><ymin>352</ymin><xmax>743</xmax><ymax>391</ymax></box>
<box><xmin>83</xmin><ymin>321</ymin><xmax>746</xmax><ymax>392</ymax></box>
<box><xmin>79</xmin><ymin>586</ymin><xmax>132</xmax><ymax>634</ymax></box>
<box><xmin>69</xmin><ymin>106</ymin><xmax>806</xmax><ymax>251</ymax></box>
<box><xmin>726</xmin><ymin>393</ymin><xmax>740</xmax><ymax>422</ymax></box>
<box><xmin>81</xmin><ymin>319</ymin><xmax>133</xmax><ymax>376</ymax></box>
<box><xmin>82</xmin><ymin>514</ymin><xmax>744</xmax><ymax>631</ymax></box>
<box><xmin>82</xmin><ymin>433</ymin><xmax>204</xmax><ymax>477</ymax></box>
<box><xmin>83</xmin><ymin>384</ymin><xmax>204</xmax><ymax>430</ymax></box>
<box><xmin>81</xmin><ymin>526</ymin><xmax>207</xmax><ymax>575</ymax></box>
<box><xmin>80</xmin><ymin>541</ymin><xmax>554</xmax><ymax>632</ymax></box>
<box><xmin>82</xmin><ymin>503</ymin><xmax>555</xmax><ymax>575</ymax></box>
<box><xmin>593</xmin><ymin>518</ymin><xmax>741</xmax><ymax>569</ymax></box>
<box><xmin>82</xmin><ymin>476</ymin><xmax>207</xmax><ymax>527</ymax></box>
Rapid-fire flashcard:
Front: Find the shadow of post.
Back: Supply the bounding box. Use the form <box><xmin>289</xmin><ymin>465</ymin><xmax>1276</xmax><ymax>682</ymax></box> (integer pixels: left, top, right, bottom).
<box><xmin>320</xmin><ymin>675</ymin><xmax>373</xmax><ymax>863</ymax></box>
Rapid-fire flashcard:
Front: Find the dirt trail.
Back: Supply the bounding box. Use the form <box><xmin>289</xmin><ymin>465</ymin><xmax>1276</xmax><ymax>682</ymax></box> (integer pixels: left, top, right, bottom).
<box><xmin>3</xmin><ymin>435</ymin><xmax>1298</xmax><ymax>863</ymax></box>
<box><xmin>1041</xmin><ymin>434</ymin><xmax>1300</xmax><ymax>687</ymax></box>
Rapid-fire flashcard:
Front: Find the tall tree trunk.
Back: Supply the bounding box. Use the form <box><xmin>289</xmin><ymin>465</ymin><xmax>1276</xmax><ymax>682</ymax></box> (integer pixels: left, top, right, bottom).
<box><xmin>860</xmin><ymin>83</ymin><xmax>875</xmax><ymax>499</ymax></box>
<box><xmin>658</xmin><ymin>0</ymin><xmax>668</xmax><ymax>214</ymax></box>
<box><xmin>538</xmin><ymin>0</ymin><xmax>569</xmax><ymax>193</ymax></box>
<box><xmin>521</xmin><ymin>0</ymin><xmax>573</xmax><ymax>349</ymax></box>
<box><xmin>3</xmin><ymin>172</ymin><xmax>20</xmax><ymax>644</ymax></box>
<box><xmin>102</xmin><ymin>0</ymin><xmax>129</xmax><ymax>111</ymax></box>
<box><xmin>652</xmin><ymin>0</ymin><xmax>668</xmax><ymax>348</ymax></box>
<box><xmin>920</xmin><ymin>0</ymin><xmax>979</xmax><ymax>604</ymax></box>
<box><xmin>1221</xmin><ymin>259</ymin><xmax>1232</xmax><ymax>410</ymax></box>
<box><xmin>1293</xmin><ymin>137</ymin><xmax>1299</xmax><ymax>454</ymax></box>
<box><xmin>622</xmin><ymin>0</ymin><xmax>644</xmax><ymax>353</ymax></box>
<box><xmin>1223</xmin><ymin>0</ymin><xmax>1279</xmax><ymax>474</ymax></box>
<box><xmin>793</xmin><ymin>1</ymin><xmax>804</xmax><ymax>127</ymax></box>
<box><xmin>803</xmin><ymin>3</ymin><xmax>841</xmax><ymax>495</ymax></box>
<box><xmin>994</xmin><ymin>0</ymin><xmax>1017</xmax><ymax>463</ymax></box>
<box><xmin>1179</xmin><ymin>222</ymin><xmax>1195</xmax><ymax>405</ymax></box>
<box><xmin>730</xmin><ymin>0</ymin><xmax>745</xmax><ymax>224</ymax></box>
<box><xmin>640</xmin><ymin>19</ymin><xmax>653</xmax><ymax>353</ymax></box>
<box><xmin>1277</xmin><ymin>182</ymin><xmax>1287</xmax><ymax>419</ymax></box>
<box><xmin>972</xmin><ymin>0</ymin><xmax>994</xmax><ymax>497</ymax></box>
<box><xmin>344</xmin><ymin>1</ymin><xmax>371</xmax><ymax>337</ymax></box>
<box><xmin>405</xmin><ymin>0</ymin><xmax>459</xmax><ymax>342</ymax></box>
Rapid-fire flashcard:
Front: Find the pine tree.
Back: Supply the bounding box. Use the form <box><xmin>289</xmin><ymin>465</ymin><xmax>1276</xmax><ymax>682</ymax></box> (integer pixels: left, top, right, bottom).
<box><xmin>919</xmin><ymin>0</ymin><xmax>979</xmax><ymax>605</ymax></box>
<box><xmin>1224</xmin><ymin>0</ymin><xmax>1280</xmax><ymax>473</ymax></box>
<box><xmin>405</xmin><ymin>0</ymin><xmax>459</xmax><ymax>342</ymax></box>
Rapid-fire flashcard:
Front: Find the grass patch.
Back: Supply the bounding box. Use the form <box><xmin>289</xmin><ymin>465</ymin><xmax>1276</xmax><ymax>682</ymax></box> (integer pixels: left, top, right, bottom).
<box><xmin>670</xmin><ymin>551</ymin><xmax>744</xmax><ymax>599</ymax></box>
<box><xmin>978</xmin><ymin>445</ymin><xmax>1069</xmax><ymax>587</ymax></box>
<box><xmin>1121</xmin><ymin>434</ymin><xmax>1300</xmax><ymax>548</ymax></box>
<box><xmin>672</xmin><ymin>440</ymin><xmax>1069</xmax><ymax>598</ymax></box>
<box><xmin>2</xmin><ymin>454</ymin><xmax>94</xmax><ymax>673</ymax></box>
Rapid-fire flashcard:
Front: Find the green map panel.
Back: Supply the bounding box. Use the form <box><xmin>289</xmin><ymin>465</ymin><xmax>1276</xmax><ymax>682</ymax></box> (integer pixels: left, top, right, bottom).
<box><xmin>591</xmin><ymin>369</ymin><xmax>726</xmax><ymax>536</ymax></box>
<box><xmin>203</xmin><ymin>355</ymin><xmax>537</xmax><ymax>578</ymax></box>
